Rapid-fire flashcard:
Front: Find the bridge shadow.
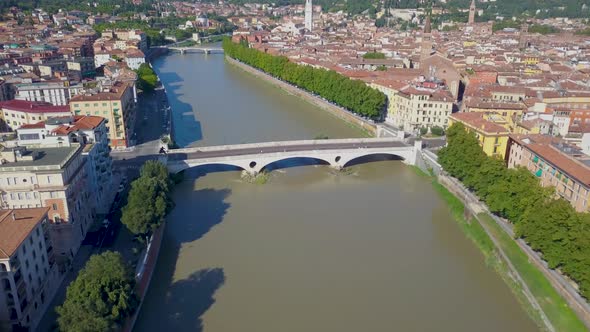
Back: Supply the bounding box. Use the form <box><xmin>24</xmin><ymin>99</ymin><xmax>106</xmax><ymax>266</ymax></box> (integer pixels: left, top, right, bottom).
<box><xmin>343</xmin><ymin>153</ymin><xmax>404</xmax><ymax>168</ymax></box>
<box><xmin>134</xmin><ymin>186</ymin><xmax>230</xmax><ymax>331</ymax></box>
<box><xmin>182</xmin><ymin>164</ymin><xmax>245</xmax><ymax>181</ymax></box>
<box><xmin>152</xmin><ymin>65</ymin><xmax>203</xmax><ymax>146</ymax></box>
<box><xmin>260</xmin><ymin>156</ymin><xmax>330</xmax><ymax>173</ymax></box>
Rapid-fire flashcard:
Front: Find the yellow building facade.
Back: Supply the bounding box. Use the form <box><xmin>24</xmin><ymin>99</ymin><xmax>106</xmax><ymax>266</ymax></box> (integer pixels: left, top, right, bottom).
<box><xmin>449</xmin><ymin>112</ymin><xmax>511</xmax><ymax>159</ymax></box>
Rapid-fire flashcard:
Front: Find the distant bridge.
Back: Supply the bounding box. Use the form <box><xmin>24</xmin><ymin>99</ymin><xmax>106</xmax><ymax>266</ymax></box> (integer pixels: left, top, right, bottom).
<box><xmin>167</xmin><ymin>46</ymin><xmax>224</xmax><ymax>54</ymax></box>
<box><xmin>113</xmin><ymin>138</ymin><xmax>422</xmax><ymax>175</ymax></box>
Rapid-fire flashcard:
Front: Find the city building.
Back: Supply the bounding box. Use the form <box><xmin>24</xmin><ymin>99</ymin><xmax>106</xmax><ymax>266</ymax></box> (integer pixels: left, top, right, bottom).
<box><xmin>0</xmin><ymin>144</ymin><xmax>93</xmax><ymax>260</ymax></box>
<box><xmin>70</xmin><ymin>81</ymin><xmax>136</xmax><ymax>148</ymax></box>
<box><xmin>508</xmin><ymin>134</ymin><xmax>590</xmax><ymax>212</ymax></box>
<box><xmin>372</xmin><ymin>79</ymin><xmax>454</xmax><ymax>133</ymax></box>
<box><xmin>17</xmin><ymin>116</ymin><xmax>112</xmax><ymax>214</ymax></box>
<box><xmin>0</xmin><ymin>207</ymin><xmax>60</xmax><ymax>332</ymax></box>
<box><xmin>449</xmin><ymin>112</ymin><xmax>511</xmax><ymax>158</ymax></box>
<box><xmin>305</xmin><ymin>0</ymin><xmax>313</xmax><ymax>32</ymax></box>
<box><xmin>13</xmin><ymin>81</ymin><xmax>83</xmax><ymax>106</ymax></box>
<box><xmin>0</xmin><ymin>100</ymin><xmax>72</xmax><ymax>131</ymax></box>
<box><xmin>468</xmin><ymin>0</ymin><xmax>476</xmax><ymax>25</ymax></box>
<box><xmin>0</xmin><ymin>207</ymin><xmax>60</xmax><ymax>331</ymax></box>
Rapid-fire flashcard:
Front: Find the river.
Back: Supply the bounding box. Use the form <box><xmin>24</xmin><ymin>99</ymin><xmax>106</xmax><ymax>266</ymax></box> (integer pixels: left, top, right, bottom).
<box><xmin>134</xmin><ymin>52</ymin><xmax>538</xmax><ymax>332</ymax></box>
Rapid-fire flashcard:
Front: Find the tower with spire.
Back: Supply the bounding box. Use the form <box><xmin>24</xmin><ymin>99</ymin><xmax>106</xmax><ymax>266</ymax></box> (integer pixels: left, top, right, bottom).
<box><xmin>468</xmin><ymin>0</ymin><xmax>476</xmax><ymax>25</ymax></box>
<box><xmin>305</xmin><ymin>0</ymin><xmax>313</xmax><ymax>32</ymax></box>
<box><xmin>421</xmin><ymin>2</ymin><xmax>433</xmax><ymax>61</ymax></box>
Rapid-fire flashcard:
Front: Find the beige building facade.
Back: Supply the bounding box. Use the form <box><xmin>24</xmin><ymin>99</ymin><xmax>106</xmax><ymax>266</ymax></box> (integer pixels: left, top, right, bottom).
<box><xmin>0</xmin><ymin>145</ymin><xmax>93</xmax><ymax>259</ymax></box>
<box><xmin>70</xmin><ymin>81</ymin><xmax>136</xmax><ymax>148</ymax></box>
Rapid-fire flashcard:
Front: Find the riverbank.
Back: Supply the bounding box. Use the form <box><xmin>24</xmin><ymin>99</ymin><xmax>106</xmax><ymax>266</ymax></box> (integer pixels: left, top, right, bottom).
<box><xmin>413</xmin><ymin>165</ymin><xmax>588</xmax><ymax>331</ymax></box>
<box><xmin>225</xmin><ymin>56</ymin><xmax>377</xmax><ymax>137</ymax></box>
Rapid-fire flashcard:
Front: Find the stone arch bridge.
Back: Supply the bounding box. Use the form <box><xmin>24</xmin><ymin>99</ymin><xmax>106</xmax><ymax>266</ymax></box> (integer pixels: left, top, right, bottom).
<box><xmin>160</xmin><ymin>138</ymin><xmax>421</xmax><ymax>175</ymax></box>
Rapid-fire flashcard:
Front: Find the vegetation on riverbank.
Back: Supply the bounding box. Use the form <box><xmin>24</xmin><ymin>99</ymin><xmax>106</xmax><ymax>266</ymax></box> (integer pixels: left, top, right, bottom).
<box><xmin>241</xmin><ymin>171</ymin><xmax>271</xmax><ymax>184</ymax></box>
<box><xmin>136</xmin><ymin>63</ymin><xmax>158</xmax><ymax>92</ymax></box>
<box><xmin>412</xmin><ymin>164</ymin><xmax>584</xmax><ymax>331</ymax></box>
<box><xmin>438</xmin><ymin>123</ymin><xmax>590</xmax><ymax>301</ymax></box>
<box><xmin>121</xmin><ymin>161</ymin><xmax>174</xmax><ymax>237</ymax></box>
<box><xmin>226</xmin><ymin>56</ymin><xmax>376</xmax><ymax>137</ymax></box>
<box><xmin>56</xmin><ymin>251</ymin><xmax>138</xmax><ymax>332</ymax></box>
<box><xmin>477</xmin><ymin>213</ymin><xmax>587</xmax><ymax>331</ymax></box>
<box><xmin>223</xmin><ymin>38</ymin><xmax>386</xmax><ymax>119</ymax></box>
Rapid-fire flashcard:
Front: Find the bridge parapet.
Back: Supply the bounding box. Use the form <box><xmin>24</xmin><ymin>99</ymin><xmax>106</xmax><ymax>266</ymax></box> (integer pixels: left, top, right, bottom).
<box><xmin>170</xmin><ymin>137</ymin><xmax>405</xmax><ymax>155</ymax></box>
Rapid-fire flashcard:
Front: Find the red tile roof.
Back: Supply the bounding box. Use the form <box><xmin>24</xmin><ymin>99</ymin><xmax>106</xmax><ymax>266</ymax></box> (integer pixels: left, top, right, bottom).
<box><xmin>0</xmin><ymin>208</ymin><xmax>49</xmax><ymax>259</ymax></box>
<box><xmin>510</xmin><ymin>134</ymin><xmax>590</xmax><ymax>187</ymax></box>
<box><xmin>0</xmin><ymin>99</ymin><xmax>70</xmax><ymax>114</ymax></box>
<box><xmin>451</xmin><ymin>112</ymin><xmax>509</xmax><ymax>134</ymax></box>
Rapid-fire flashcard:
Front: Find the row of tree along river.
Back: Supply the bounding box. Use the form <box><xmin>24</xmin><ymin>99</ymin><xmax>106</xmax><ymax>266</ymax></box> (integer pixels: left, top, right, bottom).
<box><xmin>133</xmin><ymin>50</ymin><xmax>539</xmax><ymax>331</ymax></box>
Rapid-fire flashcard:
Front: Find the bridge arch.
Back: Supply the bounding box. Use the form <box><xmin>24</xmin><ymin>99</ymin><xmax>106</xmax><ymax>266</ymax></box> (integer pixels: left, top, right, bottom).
<box><xmin>170</xmin><ymin>161</ymin><xmax>249</xmax><ymax>174</ymax></box>
<box><xmin>258</xmin><ymin>156</ymin><xmax>332</xmax><ymax>173</ymax></box>
<box><xmin>340</xmin><ymin>153</ymin><xmax>405</xmax><ymax>168</ymax></box>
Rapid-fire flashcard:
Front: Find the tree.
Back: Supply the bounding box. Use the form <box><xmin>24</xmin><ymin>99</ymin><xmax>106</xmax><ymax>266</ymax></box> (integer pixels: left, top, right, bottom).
<box><xmin>430</xmin><ymin>125</ymin><xmax>444</xmax><ymax>136</ymax></box>
<box><xmin>121</xmin><ymin>161</ymin><xmax>173</xmax><ymax>236</ymax></box>
<box><xmin>222</xmin><ymin>38</ymin><xmax>386</xmax><ymax>120</ymax></box>
<box><xmin>56</xmin><ymin>252</ymin><xmax>137</xmax><ymax>332</ymax></box>
<box><xmin>363</xmin><ymin>52</ymin><xmax>386</xmax><ymax>59</ymax></box>
<box><xmin>438</xmin><ymin>122</ymin><xmax>487</xmax><ymax>184</ymax></box>
<box><xmin>136</xmin><ymin>63</ymin><xmax>158</xmax><ymax>92</ymax></box>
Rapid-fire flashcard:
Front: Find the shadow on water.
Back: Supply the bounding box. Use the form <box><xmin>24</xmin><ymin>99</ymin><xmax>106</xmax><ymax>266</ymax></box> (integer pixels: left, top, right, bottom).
<box><xmin>134</xmin><ymin>186</ymin><xmax>231</xmax><ymax>332</ymax></box>
<box><xmin>260</xmin><ymin>157</ymin><xmax>330</xmax><ymax>173</ymax></box>
<box><xmin>343</xmin><ymin>153</ymin><xmax>404</xmax><ymax>168</ymax></box>
<box><xmin>153</xmin><ymin>63</ymin><xmax>203</xmax><ymax>146</ymax></box>
<box><xmin>164</xmin><ymin>268</ymin><xmax>225</xmax><ymax>332</ymax></box>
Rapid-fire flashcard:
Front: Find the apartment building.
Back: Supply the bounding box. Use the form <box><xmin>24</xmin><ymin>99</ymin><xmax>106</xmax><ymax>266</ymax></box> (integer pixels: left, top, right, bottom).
<box><xmin>508</xmin><ymin>134</ymin><xmax>590</xmax><ymax>212</ymax></box>
<box><xmin>70</xmin><ymin>81</ymin><xmax>136</xmax><ymax>148</ymax></box>
<box><xmin>0</xmin><ymin>100</ymin><xmax>72</xmax><ymax>131</ymax></box>
<box><xmin>13</xmin><ymin>81</ymin><xmax>83</xmax><ymax>106</ymax></box>
<box><xmin>449</xmin><ymin>112</ymin><xmax>511</xmax><ymax>159</ymax></box>
<box><xmin>17</xmin><ymin>116</ymin><xmax>113</xmax><ymax>214</ymax></box>
<box><xmin>0</xmin><ymin>145</ymin><xmax>93</xmax><ymax>259</ymax></box>
<box><xmin>0</xmin><ymin>208</ymin><xmax>60</xmax><ymax>332</ymax></box>
<box><xmin>373</xmin><ymin>80</ymin><xmax>454</xmax><ymax>133</ymax></box>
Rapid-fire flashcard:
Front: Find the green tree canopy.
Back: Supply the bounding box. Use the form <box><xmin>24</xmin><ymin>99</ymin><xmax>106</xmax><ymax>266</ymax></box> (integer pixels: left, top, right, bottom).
<box><xmin>56</xmin><ymin>251</ymin><xmax>138</xmax><ymax>332</ymax></box>
<box><xmin>223</xmin><ymin>38</ymin><xmax>386</xmax><ymax>119</ymax></box>
<box><xmin>363</xmin><ymin>52</ymin><xmax>386</xmax><ymax>59</ymax></box>
<box><xmin>136</xmin><ymin>63</ymin><xmax>158</xmax><ymax>92</ymax></box>
<box><xmin>121</xmin><ymin>161</ymin><xmax>173</xmax><ymax>236</ymax></box>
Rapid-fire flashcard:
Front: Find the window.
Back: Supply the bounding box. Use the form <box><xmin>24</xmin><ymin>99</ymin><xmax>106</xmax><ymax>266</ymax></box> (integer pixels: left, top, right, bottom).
<box><xmin>52</xmin><ymin>203</ymin><xmax>58</xmax><ymax>210</ymax></box>
<box><xmin>18</xmin><ymin>133</ymin><xmax>40</xmax><ymax>141</ymax></box>
<box><xmin>50</xmin><ymin>192</ymin><xmax>58</xmax><ymax>198</ymax></box>
<box><xmin>46</xmin><ymin>176</ymin><xmax>51</xmax><ymax>184</ymax></box>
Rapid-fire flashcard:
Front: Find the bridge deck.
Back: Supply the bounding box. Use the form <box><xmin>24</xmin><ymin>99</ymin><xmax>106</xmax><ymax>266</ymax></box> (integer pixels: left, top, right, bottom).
<box><xmin>168</xmin><ymin>138</ymin><xmax>409</xmax><ymax>161</ymax></box>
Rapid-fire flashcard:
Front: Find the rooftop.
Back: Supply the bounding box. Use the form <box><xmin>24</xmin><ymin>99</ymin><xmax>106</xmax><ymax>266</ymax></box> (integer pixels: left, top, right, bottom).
<box><xmin>511</xmin><ymin>134</ymin><xmax>590</xmax><ymax>187</ymax></box>
<box><xmin>451</xmin><ymin>112</ymin><xmax>510</xmax><ymax>134</ymax></box>
<box><xmin>0</xmin><ymin>208</ymin><xmax>49</xmax><ymax>259</ymax></box>
<box><xmin>0</xmin><ymin>145</ymin><xmax>80</xmax><ymax>172</ymax></box>
<box><xmin>0</xmin><ymin>99</ymin><xmax>70</xmax><ymax>114</ymax></box>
